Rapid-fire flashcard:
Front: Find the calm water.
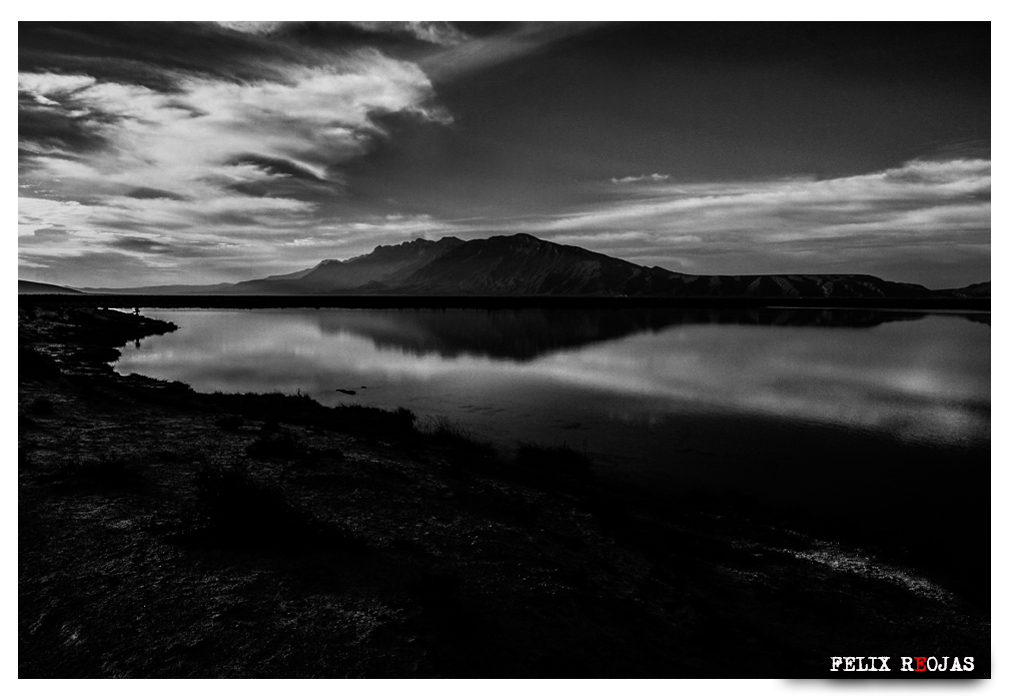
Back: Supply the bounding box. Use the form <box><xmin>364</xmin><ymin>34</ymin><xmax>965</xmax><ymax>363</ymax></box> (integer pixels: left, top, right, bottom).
<box><xmin>115</xmin><ymin>307</ymin><xmax>990</xmax><ymax>509</ymax></box>
<box><xmin>113</xmin><ymin>306</ymin><xmax>991</xmax><ymax>593</ymax></box>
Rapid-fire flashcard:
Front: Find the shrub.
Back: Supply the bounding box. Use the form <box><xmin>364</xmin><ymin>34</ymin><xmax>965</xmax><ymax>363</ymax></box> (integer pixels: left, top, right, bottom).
<box><xmin>330</xmin><ymin>404</ymin><xmax>416</xmax><ymax>437</ymax></box>
<box><xmin>392</xmin><ymin>407</ymin><xmax>417</xmax><ymax>431</ymax></box>
<box><xmin>422</xmin><ymin>416</ymin><xmax>495</xmax><ymax>457</ymax></box>
<box><xmin>206</xmin><ymin>392</ymin><xmax>416</xmax><ymax>438</ymax></box>
<box><xmin>427</xmin><ymin>415</ymin><xmax>468</xmax><ymax>441</ymax></box>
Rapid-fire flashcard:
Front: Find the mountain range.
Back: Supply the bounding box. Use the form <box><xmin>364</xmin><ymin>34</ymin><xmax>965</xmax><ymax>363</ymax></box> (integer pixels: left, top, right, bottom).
<box><xmin>26</xmin><ymin>233</ymin><xmax>988</xmax><ymax>299</ymax></box>
<box><xmin>18</xmin><ymin>280</ymin><xmax>83</xmax><ymax>294</ymax></box>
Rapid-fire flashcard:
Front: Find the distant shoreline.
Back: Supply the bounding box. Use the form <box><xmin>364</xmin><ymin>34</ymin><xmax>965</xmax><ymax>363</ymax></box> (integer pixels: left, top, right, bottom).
<box><xmin>17</xmin><ymin>293</ymin><xmax>991</xmax><ymax>312</ymax></box>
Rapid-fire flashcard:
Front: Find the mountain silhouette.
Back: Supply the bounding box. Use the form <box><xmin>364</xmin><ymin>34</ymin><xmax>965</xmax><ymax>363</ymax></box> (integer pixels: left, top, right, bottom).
<box><xmin>18</xmin><ymin>280</ymin><xmax>83</xmax><ymax>294</ymax></box>
<box><xmin>233</xmin><ymin>236</ymin><xmax>467</xmax><ymax>294</ymax></box>
<box><xmin>80</xmin><ymin>233</ymin><xmax>983</xmax><ymax>299</ymax></box>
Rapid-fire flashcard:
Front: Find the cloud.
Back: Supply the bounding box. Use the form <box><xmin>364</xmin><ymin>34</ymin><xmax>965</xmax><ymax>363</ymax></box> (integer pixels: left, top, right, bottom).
<box><xmin>17</xmin><ymin>196</ymin><xmax>467</xmax><ymax>286</ymax></box>
<box><xmin>18</xmin><ymin>72</ymin><xmax>97</xmax><ymax>95</ymax></box>
<box><xmin>531</xmin><ymin>158</ymin><xmax>990</xmax><ymax>285</ymax></box>
<box><xmin>215</xmin><ymin>21</ymin><xmax>287</xmax><ymax>36</ymax></box>
<box><xmin>20</xmin><ymin>51</ymin><xmax>446</xmax><ymax>187</ymax></box>
<box><xmin>126</xmin><ymin>187</ymin><xmax>189</xmax><ymax>201</ymax></box>
<box><xmin>216</xmin><ymin>21</ymin><xmax>470</xmax><ymax>47</ymax></box>
<box><xmin>610</xmin><ymin>173</ymin><xmax>670</xmax><ymax>184</ymax></box>
<box><xmin>283</xmin><ymin>214</ymin><xmax>466</xmax><ymax>258</ymax></box>
<box><xmin>350</xmin><ymin>21</ymin><xmax>470</xmax><ymax>47</ymax></box>
<box><xmin>18</xmin><ymin>49</ymin><xmax>453</xmax><ymax>284</ymax></box>
<box><xmin>420</xmin><ymin>22</ymin><xmax>598</xmax><ymax>81</ymax></box>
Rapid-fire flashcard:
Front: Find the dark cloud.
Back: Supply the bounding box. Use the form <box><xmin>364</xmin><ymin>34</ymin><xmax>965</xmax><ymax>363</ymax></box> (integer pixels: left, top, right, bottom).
<box><xmin>108</xmin><ymin>235</ymin><xmax>173</xmax><ymax>254</ymax></box>
<box><xmin>20</xmin><ymin>227</ymin><xmax>69</xmax><ymax>244</ymax></box>
<box><xmin>19</xmin><ymin>102</ymin><xmax>111</xmax><ymax>154</ymax></box>
<box><xmin>195</xmin><ymin>211</ymin><xmax>269</xmax><ymax>228</ymax></box>
<box><xmin>229</xmin><ymin>155</ymin><xmax>328</xmax><ymax>182</ymax></box>
<box><xmin>19</xmin><ymin>22</ymin><xmax>301</xmax><ymax>88</ymax></box>
<box><xmin>103</xmin><ymin>235</ymin><xmax>225</xmax><ymax>259</ymax></box>
<box><xmin>20</xmin><ymin>50</ymin><xmax>185</xmax><ymax>93</ymax></box>
<box><xmin>89</xmin><ymin>218</ymin><xmax>194</xmax><ymax>233</ymax></box>
<box><xmin>19</xmin><ymin>248</ymin><xmax>147</xmax><ymax>276</ymax></box>
<box><xmin>258</xmin><ymin>21</ymin><xmax>453</xmax><ymax>56</ymax></box>
<box><xmin>19</xmin><ymin>21</ymin><xmax>472</xmax><ymax>92</ymax></box>
<box><xmin>126</xmin><ymin>187</ymin><xmax>189</xmax><ymax>201</ymax></box>
<box><xmin>924</xmin><ymin>138</ymin><xmax>992</xmax><ymax>162</ymax></box>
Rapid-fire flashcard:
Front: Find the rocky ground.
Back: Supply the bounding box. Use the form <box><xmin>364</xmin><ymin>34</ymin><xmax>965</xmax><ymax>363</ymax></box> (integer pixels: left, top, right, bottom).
<box><xmin>18</xmin><ymin>306</ymin><xmax>990</xmax><ymax>678</ymax></box>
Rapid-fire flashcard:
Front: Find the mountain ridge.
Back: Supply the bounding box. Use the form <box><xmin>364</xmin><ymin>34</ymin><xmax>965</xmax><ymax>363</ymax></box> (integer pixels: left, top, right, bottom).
<box><xmin>74</xmin><ymin>233</ymin><xmax>985</xmax><ymax>299</ymax></box>
<box><xmin>18</xmin><ymin>280</ymin><xmax>83</xmax><ymax>294</ymax></box>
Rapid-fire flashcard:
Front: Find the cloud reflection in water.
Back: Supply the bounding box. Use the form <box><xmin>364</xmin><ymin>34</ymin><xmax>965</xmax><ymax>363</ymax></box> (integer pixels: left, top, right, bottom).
<box><xmin>116</xmin><ymin>308</ymin><xmax>990</xmax><ymax>448</ymax></box>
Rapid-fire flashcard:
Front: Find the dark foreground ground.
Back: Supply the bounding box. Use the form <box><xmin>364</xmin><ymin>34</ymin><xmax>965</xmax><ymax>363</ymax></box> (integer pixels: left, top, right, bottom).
<box><xmin>18</xmin><ymin>306</ymin><xmax>990</xmax><ymax>678</ymax></box>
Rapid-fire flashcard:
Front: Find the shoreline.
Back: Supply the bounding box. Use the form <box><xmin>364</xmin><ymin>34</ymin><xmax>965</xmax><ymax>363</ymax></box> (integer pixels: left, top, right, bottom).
<box><xmin>18</xmin><ymin>292</ymin><xmax>991</xmax><ymax>312</ymax></box>
<box><xmin>19</xmin><ymin>306</ymin><xmax>990</xmax><ymax>678</ymax></box>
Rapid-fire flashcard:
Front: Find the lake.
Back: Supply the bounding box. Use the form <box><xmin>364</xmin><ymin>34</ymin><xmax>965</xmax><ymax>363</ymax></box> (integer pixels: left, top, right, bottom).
<box><xmin>115</xmin><ymin>306</ymin><xmax>990</xmax><ymax>581</ymax></box>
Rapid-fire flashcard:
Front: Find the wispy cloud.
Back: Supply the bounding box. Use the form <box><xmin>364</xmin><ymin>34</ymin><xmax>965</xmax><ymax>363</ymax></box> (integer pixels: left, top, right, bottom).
<box><xmin>18</xmin><ymin>49</ymin><xmax>452</xmax><ymax>285</ymax></box>
<box><xmin>20</xmin><ymin>51</ymin><xmax>445</xmax><ymax>190</ymax></box>
<box><xmin>350</xmin><ymin>21</ymin><xmax>470</xmax><ymax>47</ymax></box>
<box><xmin>420</xmin><ymin>22</ymin><xmax>599</xmax><ymax>81</ymax></box>
<box><xmin>610</xmin><ymin>173</ymin><xmax>670</xmax><ymax>184</ymax></box>
<box><xmin>214</xmin><ymin>21</ymin><xmax>288</xmax><ymax>36</ymax></box>
<box><xmin>217</xmin><ymin>21</ymin><xmax>470</xmax><ymax>47</ymax></box>
<box><xmin>532</xmin><ymin>159</ymin><xmax>990</xmax><ymax>285</ymax></box>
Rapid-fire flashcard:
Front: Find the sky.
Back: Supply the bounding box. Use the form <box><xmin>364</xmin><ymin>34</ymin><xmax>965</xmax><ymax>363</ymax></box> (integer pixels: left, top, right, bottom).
<box><xmin>18</xmin><ymin>21</ymin><xmax>990</xmax><ymax>289</ymax></box>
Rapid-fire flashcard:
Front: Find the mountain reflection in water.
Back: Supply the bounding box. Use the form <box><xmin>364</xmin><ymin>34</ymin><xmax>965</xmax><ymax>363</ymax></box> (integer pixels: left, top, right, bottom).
<box><xmin>115</xmin><ymin>307</ymin><xmax>989</xmax><ymax>453</ymax></box>
<box><xmin>307</xmin><ymin>306</ymin><xmax>979</xmax><ymax>361</ymax></box>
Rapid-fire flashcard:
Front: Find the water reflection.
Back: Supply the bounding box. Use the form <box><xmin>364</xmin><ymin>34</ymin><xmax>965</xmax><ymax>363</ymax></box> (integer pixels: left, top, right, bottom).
<box><xmin>112</xmin><ymin>306</ymin><xmax>989</xmax><ymax>574</ymax></box>
<box><xmin>307</xmin><ymin>307</ymin><xmax>974</xmax><ymax>361</ymax></box>
<box><xmin>114</xmin><ymin>307</ymin><xmax>990</xmax><ymax>455</ymax></box>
